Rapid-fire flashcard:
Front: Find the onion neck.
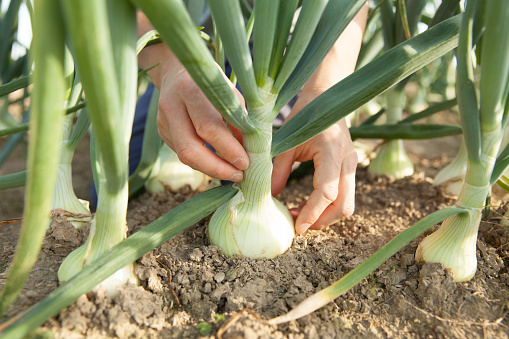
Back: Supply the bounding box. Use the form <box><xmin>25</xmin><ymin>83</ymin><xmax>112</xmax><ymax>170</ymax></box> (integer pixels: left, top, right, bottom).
<box><xmin>239</xmin><ymin>86</ymin><xmax>277</xmax><ymax>205</ymax></box>
<box><xmin>84</xmin><ymin>177</ymin><xmax>128</xmax><ymax>264</ymax></box>
<box><xmin>51</xmin><ymin>115</ymin><xmax>91</xmax><ymax>225</ymax></box>
<box><xmin>240</xmin><ymin>124</ymin><xmax>273</xmax><ymax>205</ymax></box>
<box><xmin>459</xmin><ymin>128</ymin><xmax>502</xmax><ymax>208</ymax></box>
<box><xmin>386</xmin><ymin>86</ymin><xmax>405</xmax><ymax>124</ymax></box>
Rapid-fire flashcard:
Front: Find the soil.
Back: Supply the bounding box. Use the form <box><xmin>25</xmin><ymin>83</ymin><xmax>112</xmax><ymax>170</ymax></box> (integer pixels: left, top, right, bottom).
<box><xmin>1</xmin><ymin>123</ymin><xmax>509</xmax><ymax>338</ymax></box>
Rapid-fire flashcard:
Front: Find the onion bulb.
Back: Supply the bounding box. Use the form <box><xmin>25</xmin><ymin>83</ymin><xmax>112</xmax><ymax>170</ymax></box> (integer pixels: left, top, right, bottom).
<box><xmin>145</xmin><ymin>144</ymin><xmax>208</xmax><ymax>192</ymax></box>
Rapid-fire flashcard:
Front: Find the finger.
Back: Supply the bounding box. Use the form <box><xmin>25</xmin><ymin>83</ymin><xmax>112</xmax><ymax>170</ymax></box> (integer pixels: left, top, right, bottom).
<box><xmin>271</xmin><ymin>150</ymin><xmax>296</xmax><ymax>196</ymax></box>
<box><xmin>163</xmin><ymin>100</ymin><xmax>245</xmax><ymax>182</ymax></box>
<box><xmin>156</xmin><ymin>104</ymin><xmax>175</xmax><ymax>150</ymax></box>
<box><xmin>294</xmin><ymin>151</ymin><xmax>341</xmax><ymax>234</ymax></box>
<box><xmin>176</xmin><ymin>142</ymin><xmax>245</xmax><ymax>182</ymax></box>
<box><xmin>289</xmin><ymin>201</ymin><xmax>307</xmax><ymax>220</ymax></box>
<box><xmin>187</xmin><ymin>99</ymin><xmax>249</xmax><ymax>171</ymax></box>
<box><xmin>309</xmin><ymin>151</ymin><xmax>357</xmax><ymax>230</ymax></box>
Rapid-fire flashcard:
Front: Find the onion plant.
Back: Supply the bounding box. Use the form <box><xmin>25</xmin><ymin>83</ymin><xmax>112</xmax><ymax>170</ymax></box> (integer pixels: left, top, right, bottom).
<box><xmin>55</xmin><ymin>0</ymin><xmax>140</xmax><ymax>296</ymax></box>
<box><xmin>367</xmin><ymin>0</ymin><xmax>459</xmax><ymax>179</ymax></box>
<box><xmin>1</xmin><ymin>0</ymin><xmax>467</xmax><ymax>336</ymax></box>
<box><xmin>48</xmin><ymin>55</ymin><xmax>92</xmax><ymax>228</ymax></box>
<box><xmin>367</xmin><ymin>87</ymin><xmax>414</xmax><ymax>178</ymax></box>
<box><xmin>366</xmin><ymin>0</ymin><xmax>424</xmax><ymax>179</ymax></box>
<box><xmin>0</xmin><ymin>0</ymin><xmax>67</xmax><ymax>316</ymax></box>
<box><xmin>416</xmin><ymin>0</ymin><xmax>509</xmax><ymax>282</ymax></box>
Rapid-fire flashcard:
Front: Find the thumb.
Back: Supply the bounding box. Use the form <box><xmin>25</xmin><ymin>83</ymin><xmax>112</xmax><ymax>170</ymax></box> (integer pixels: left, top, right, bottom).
<box><xmin>271</xmin><ymin>150</ymin><xmax>295</xmax><ymax>196</ymax></box>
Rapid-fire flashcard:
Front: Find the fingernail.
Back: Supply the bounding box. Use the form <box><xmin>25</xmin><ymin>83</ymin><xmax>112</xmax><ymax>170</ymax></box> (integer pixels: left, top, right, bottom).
<box><xmin>229</xmin><ymin>173</ymin><xmax>243</xmax><ymax>182</ymax></box>
<box><xmin>233</xmin><ymin>157</ymin><xmax>249</xmax><ymax>170</ymax></box>
<box><xmin>296</xmin><ymin>223</ymin><xmax>310</xmax><ymax>234</ymax></box>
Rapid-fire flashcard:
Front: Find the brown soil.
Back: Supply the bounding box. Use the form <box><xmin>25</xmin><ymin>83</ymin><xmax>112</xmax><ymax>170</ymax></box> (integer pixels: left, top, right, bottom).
<box><xmin>1</xmin><ymin>147</ymin><xmax>509</xmax><ymax>338</ymax></box>
<box><xmin>1</xmin><ymin>106</ymin><xmax>509</xmax><ymax>338</ymax></box>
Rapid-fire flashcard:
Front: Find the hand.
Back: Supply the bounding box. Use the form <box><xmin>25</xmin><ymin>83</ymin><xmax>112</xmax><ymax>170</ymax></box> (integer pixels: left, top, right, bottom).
<box><xmin>156</xmin><ymin>65</ymin><xmax>249</xmax><ymax>182</ymax></box>
<box><xmin>270</xmin><ymin>2</ymin><xmax>367</xmax><ymax>234</ymax></box>
<box><xmin>137</xmin><ymin>11</ymin><xmax>249</xmax><ymax>182</ymax></box>
<box><xmin>271</xmin><ymin>90</ymin><xmax>358</xmax><ymax>235</ymax></box>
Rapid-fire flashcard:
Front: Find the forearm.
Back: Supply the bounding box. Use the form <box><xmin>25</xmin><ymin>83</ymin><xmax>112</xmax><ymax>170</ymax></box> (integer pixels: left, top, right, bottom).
<box><xmin>301</xmin><ymin>2</ymin><xmax>369</xmax><ymax>96</ymax></box>
<box><xmin>136</xmin><ymin>10</ymin><xmax>182</xmax><ymax>89</ymax></box>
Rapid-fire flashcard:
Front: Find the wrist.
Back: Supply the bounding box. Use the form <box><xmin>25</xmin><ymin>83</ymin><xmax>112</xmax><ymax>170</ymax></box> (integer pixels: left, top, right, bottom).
<box><xmin>137</xmin><ymin>10</ymin><xmax>182</xmax><ymax>89</ymax></box>
<box><xmin>139</xmin><ymin>43</ymin><xmax>182</xmax><ymax>89</ymax></box>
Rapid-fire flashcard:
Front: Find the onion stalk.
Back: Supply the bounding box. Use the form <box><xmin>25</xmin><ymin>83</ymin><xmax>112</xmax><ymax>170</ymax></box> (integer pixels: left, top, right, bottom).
<box><xmin>56</xmin><ymin>0</ymin><xmax>139</xmax><ymax>296</ymax></box>
<box><xmin>50</xmin><ymin>115</ymin><xmax>91</xmax><ymax>228</ymax></box>
<box><xmin>416</xmin><ymin>0</ymin><xmax>509</xmax><ymax>282</ymax></box>
<box><xmin>208</xmin><ymin>4</ymin><xmax>300</xmax><ymax>253</ymax></box>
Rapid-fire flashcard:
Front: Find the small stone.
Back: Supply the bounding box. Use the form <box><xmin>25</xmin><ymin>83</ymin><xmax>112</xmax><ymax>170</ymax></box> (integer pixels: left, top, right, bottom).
<box><xmin>190</xmin><ymin>290</ymin><xmax>201</xmax><ymax>302</ymax></box>
<box><xmin>201</xmin><ymin>270</ymin><xmax>214</xmax><ymax>282</ymax></box>
<box><xmin>181</xmin><ymin>276</ymin><xmax>190</xmax><ymax>285</ymax></box>
<box><xmin>214</xmin><ymin>272</ymin><xmax>226</xmax><ymax>283</ymax></box>
<box><xmin>400</xmin><ymin>254</ymin><xmax>415</xmax><ymax>267</ymax></box>
<box><xmin>203</xmin><ymin>282</ymin><xmax>212</xmax><ymax>294</ymax></box>
<box><xmin>26</xmin><ymin>291</ymin><xmax>39</xmax><ymax>298</ymax></box>
<box><xmin>189</xmin><ymin>248</ymin><xmax>203</xmax><ymax>261</ymax></box>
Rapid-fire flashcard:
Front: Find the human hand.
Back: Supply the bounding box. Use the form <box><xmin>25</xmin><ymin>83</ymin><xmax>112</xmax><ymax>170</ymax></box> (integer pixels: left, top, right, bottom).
<box><xmin>270</xmin><ymin>1</ymin><xmax>367</xmax><ymax>234</ymax></box>
<box><xmin>137</xmin><ymin>11</ymin><xmax>249</xmax><ymax>182</ymax></box>
<box><xmin>155</xmin><ymin>64</ymin><xmax>250</xmax><ymax>182</ymax></box>
<box><xmin>271</xmin><ymin>90</ymin><xmax>358</xmax><ymax>235</ymax></box>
